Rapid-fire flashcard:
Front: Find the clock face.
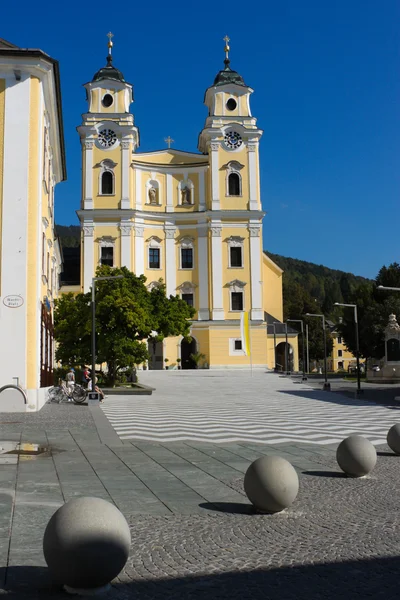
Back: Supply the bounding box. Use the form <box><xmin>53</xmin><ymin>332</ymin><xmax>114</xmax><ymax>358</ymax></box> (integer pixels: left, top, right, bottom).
<box><xmin>224</xmin><ymin>130</ymin><xmax>242</xmax><ymax>150</ymax></box>
<box><xmin>98</xmin><ymin>129</ymin><xmax>117</xmax><ymax>148</ymax></box>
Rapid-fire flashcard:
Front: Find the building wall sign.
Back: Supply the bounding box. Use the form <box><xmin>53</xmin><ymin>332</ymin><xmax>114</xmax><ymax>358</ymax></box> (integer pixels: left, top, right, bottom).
<box><xmin>3</xmin><ymin>295</ymin><xmax>24</xmax><ymax>308</ymax></box>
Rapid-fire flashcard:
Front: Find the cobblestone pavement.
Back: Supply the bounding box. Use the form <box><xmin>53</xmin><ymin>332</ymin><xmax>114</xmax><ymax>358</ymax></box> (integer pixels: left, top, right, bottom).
<box><xmin>0</xmin><ymin>385</ymin><xmax>399</xmax><ymax>598</ymax></box>
<box><xmin>102</xmin><ymin>371</ymin><xmax>400</xmax><ymax>445</ymax></box>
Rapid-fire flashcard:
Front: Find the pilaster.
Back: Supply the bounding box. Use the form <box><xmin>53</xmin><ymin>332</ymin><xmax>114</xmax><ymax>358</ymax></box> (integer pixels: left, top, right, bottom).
<box><xmin>166</xmin><ymin>173</ymin><xmax>174</xmax><ymax>213</ymax></box>
<box><xmin>164</xmin><ymin>225</ymin><xmax>176</xmax><ymax>297</ymax></box>
<box><xmin>247</xmin><ymin>143</ymin><xmax>258</xmax><ymax>211</ymax></box>
<box><xmin>134</xmin><ymin>221</ymin><xmax>144</xmax><ymax>275</ymax></box>
<box><xmin>134</xmin><ymin>168</ymin><xmax>142</xmax><ymax>211</ymax></box>
<box><xmin>83</xmin><ymin>222</ymin><xmax>94</xmax><ymax>293</ymax></box>
<box><xmin>120</xmin><ymin>221</ymin><xmax>132</xmax><ymax>270</ymax></box>
<box><xmin>84</xmin><ymin>140</ymin><xmax>94</xmax><ymax>210</ymax></box>
<box><xmin>210</xmin><ymin>142</ymin><xmax>220</xmax><ymax>211</ymax></box>
<box><xmin>121</xmin><ymin>140</ymin><xmax>131</xmax><ymax>209</ymax></box>
<box><xmin>248</xmin><ymin>224</ymin><xmax>263</xmax><ymax>320</ymax></box>
<box><xmin>210</xmin><ymin>222</ymin><xmax>224</xmax><ymax>320</ymax></box>
<box><xmin>197</xmin><ymin>223</ymin><xmax>210</xmax><ymax>320</ymax></box>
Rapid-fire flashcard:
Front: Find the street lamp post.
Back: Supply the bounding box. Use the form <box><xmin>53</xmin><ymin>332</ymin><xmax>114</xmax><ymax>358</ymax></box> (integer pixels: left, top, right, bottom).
<box><xmin>334</xmin><ymin>302</ymin><xmax>361</xmax><ymax>394</ymax></box>
<box><xmin>91</xmin><ymin>275</ymin><xmax>124</xmax><ymax>398</ymax></box>
<box><xmin>305</xmin><ymin>313</ymin><xmax>330</xmax><ymax>390</ymax></box>
<box><xmin>287</xmin><ymin>319</ymin><xmax>307</xmax><ymax>381</ymax></box>
<box><xmin>284</xmin><ymin>322</ymin><xmax>290</xmax><ymax>374</ymax></box>
<box><xmin>272</xmin><ymin>323</ymin><xmax>277</xmax><ymax>370</ymax></box>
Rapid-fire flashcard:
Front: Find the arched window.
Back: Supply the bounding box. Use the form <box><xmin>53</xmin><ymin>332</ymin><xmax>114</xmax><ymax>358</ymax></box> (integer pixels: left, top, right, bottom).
<box><xmin>228</xmin><ymin>173</ymin><xmax>241</xmax><ymax>196</ymax></box>
<box><xmin>101</xmin><ymin>171</ymin><xmax>114</xmax><ymax>195</ymax></box>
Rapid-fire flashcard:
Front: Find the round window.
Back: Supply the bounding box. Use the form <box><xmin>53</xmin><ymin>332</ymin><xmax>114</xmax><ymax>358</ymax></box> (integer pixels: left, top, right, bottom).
<box><xmin>102</xmin><ymin>94</ymin><xmax>113</xmax><ymax>108</ymax></box>
<box><xmin>226</xmin><ymin>98</ymin><xmax>237</xmax><ymax>111</ymax></box>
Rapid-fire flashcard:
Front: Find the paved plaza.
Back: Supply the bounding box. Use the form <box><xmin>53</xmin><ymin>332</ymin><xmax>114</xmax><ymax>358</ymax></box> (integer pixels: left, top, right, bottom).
<box><xmin>0</xmin><ymin>372</ymin><xmax>399</xmax><ymax>598</ymax></box>
<box><xmin>102</xmin><ymin>371</ymin><xmax>400</xmax><ymax>445</ymax></box>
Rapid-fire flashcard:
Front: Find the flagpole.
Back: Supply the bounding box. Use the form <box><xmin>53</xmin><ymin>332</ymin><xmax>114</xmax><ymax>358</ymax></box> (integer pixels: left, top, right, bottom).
<box><xmin>249</xmin><ymin>311</ymin><xmax>253</xmax><ymax>377</ymax></box>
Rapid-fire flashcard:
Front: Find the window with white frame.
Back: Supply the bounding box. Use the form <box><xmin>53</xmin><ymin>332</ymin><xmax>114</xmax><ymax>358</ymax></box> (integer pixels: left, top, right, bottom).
<box><xmin>228</xmin><ymin>279</ymin><xmax>246</xmax><ymax>311</ymax></box>
<box><xmin>182</xmin><ymin>293</ymin><xmax>194</xmax><ymax>307</ymax></box>
<box><xmin>98</xmin><ymin>237</ymin><xmax>116</xmax><ymax>267</ymax></box>
<box><xmin>229</xmin><ymin>338</ymin><xmax>245</xmax><ymax>356</ymax></box>
<box><xmin>147</xmin><ymin>236</ymin><xmax>162</xmax><ymax>269</ymax></box>
<box><xmin>225</xmin><ymin>161</ymin><xmax>243</xmax><ymax>197</ymax></box>
<box><xmin>177</xmin><ymin>281</ymin><xmax>197</xmax><ymax>309</ymax></box>
<box><xmin>338</xmin><ymin>336</ymin><xmax>342</xmax><ymax>344</ymax></box>
<box><xmin>338</xmin><ymin>349</ymin><xmax>343</xmax><ymax>357</ymax></box>
<box><xmin>98</xmin><ymin>159</ymin><xmax>116</xmax><ymax>195</ymax></box>
<box><xmin>227</xmin><ymin>236</ymin><xmax>244</xmax><ymax>268</ymax></box>
<box><xmin>179</xmin><ymin>237</ymin><xmax>194</xmax><ymax>269</ymax></box>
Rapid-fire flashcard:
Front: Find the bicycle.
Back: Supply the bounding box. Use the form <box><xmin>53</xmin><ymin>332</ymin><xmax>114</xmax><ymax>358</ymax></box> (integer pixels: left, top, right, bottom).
<box><xmin>48</xmin><ymin>380</ymin><xmax>87</xmax><ymax>405</ymax></box>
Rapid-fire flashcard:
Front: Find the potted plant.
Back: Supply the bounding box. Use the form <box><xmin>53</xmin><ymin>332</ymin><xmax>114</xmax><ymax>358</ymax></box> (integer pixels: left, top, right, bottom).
<box><xmin>190</xmin><ymin>352</ymin><xmax>206</xmax><ymax>369</ymax></box>
<box><xmin>176</xmin><ymin>358</ymin><xmax>181</xmax><ymax>370</ymax></box>
<box><xmin>164</xmin><ymin>358</ymin><xmax>169</xmax><ymax>370</ymax></box>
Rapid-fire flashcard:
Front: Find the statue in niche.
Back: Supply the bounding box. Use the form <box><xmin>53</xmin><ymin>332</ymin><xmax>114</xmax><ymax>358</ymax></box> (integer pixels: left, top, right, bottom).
<box><xmin>181</xmin><ymin>186</ymin><xmax>191</xmax><ymax>205</ymax></box>
<box><xmin>148</xmin><ymin>187</ymin><xmax>158</xmax><ymax>205</ymax></box>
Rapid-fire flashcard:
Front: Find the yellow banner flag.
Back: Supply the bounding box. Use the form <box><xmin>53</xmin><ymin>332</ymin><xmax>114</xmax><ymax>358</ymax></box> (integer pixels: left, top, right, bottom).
<box><xmin>240</xmin><ymin>311</ymin><xmax>250</xmax><ymax>356</ymax></box>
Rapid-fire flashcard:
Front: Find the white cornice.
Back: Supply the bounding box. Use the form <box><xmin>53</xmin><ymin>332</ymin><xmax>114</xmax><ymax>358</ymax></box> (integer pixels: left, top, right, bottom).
<box><xmin>131</xmin><ymin>162</ymin><xmax>209</xmax><ymax>173</ymax></box>
<box><xmin>76</xmin><ymin>208</ymin><xmax>265</xmax><ymax>222</ymax></box>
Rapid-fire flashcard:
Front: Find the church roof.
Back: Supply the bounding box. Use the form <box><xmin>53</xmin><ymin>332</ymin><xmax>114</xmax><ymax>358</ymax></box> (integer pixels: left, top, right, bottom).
<box><xmin>92</xmin><ymin>55</ymin><xmax>125</xmax><ymax>83</ymax></box>
<box><xmin>0</xmin><ymin>38</ymin><xmax>19</xmax><ymax>49</ymax></box>
<box><xmin>213</xmin><ymin>62</ymin><xmax>247</xmax><ymax>87</ymax></box>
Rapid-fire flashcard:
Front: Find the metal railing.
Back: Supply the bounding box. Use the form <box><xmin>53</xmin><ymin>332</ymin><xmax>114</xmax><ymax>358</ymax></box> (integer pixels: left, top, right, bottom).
<box><xmin>0</xmin><ymin>385</ymin><xmax>27</xmax><ymax>405</ymax></box>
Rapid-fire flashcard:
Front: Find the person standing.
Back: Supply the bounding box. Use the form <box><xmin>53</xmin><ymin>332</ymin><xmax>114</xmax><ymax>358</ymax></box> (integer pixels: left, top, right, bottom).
<box><xmin>66</xmin><ymin>368</ymin><xmax>75</xmax><ymax>395</ymax></box>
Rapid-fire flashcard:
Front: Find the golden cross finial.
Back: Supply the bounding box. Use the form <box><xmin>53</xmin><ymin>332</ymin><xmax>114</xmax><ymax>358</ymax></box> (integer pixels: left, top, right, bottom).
<box><xmin>107</xmin><ymin>32</ymin><xmax>114</xmax><ymax>55</ymax></box>
<box><xmin>223</xmin><ymin>35</ymin><xmax>230</xmax><ymax>61</ymax></box>
<box><xmin>164</xmin><ymin>136</ymin><xmax>174</xmax><ymax>148</ymax></box>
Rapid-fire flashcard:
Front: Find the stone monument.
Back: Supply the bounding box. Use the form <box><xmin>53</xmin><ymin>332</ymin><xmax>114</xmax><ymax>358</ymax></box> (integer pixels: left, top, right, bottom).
<box><xmin>368</xmin><ymin>314</ymin><xmax>400</xmax><ymax>382</ymax></box>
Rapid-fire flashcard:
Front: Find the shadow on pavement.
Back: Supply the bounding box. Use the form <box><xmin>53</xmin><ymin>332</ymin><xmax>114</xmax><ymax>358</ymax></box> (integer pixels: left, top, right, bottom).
<box><xmin>3</xmin><ymin>555</ymin><xmax>400</xmax><ymax>599</ymax></box>
<box><xmin>302</xmin><ymin>470</ymin><xmax>346</xmax><ymax>478</ymax></box>
<box><xmin>377</xmin><ymin>451</ymin><xmax>397</xmax><ymax>457</ymax></box>
<box><xmin>278</xmin><ymin>388</ymin><xmax>399</xmax><ymax>408</ymax></box>
<box><xmin>199</xmin><ymin>502</ymin><xmax>254</xmax><ymax>515</ymax></box>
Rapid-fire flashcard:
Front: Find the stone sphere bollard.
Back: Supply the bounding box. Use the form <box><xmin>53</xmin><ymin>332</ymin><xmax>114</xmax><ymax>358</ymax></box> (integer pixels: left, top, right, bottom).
<box><xmin>43</xmin><ymin>497</ymin><xmax>131</xmax><ymax>593</ymax></box>
<box><xmin>244</xmin><ymin>456</ymin><xmax>299</xmax><ymax>513</ymax></box>
<box><xmin>387</xmin><ymin>424</ymin><xmax>400</xmax><ymax>454</ymax></box>
<box><xmin>336</xmin><ymin>435</ymin><xmax>377</xmax><ymax>477</ymax></box>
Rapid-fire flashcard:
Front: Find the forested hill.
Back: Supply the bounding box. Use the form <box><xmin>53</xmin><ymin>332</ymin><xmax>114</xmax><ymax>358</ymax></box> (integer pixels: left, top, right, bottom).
<box><xmin>265</xmin><ymin>251</ymin><xmax>370</xmax><ymax>319</ymax></box>
<box><xmin>56</xmin><ymin>225</ymin><xmax>80</xmax><ymax>247</ymax></box>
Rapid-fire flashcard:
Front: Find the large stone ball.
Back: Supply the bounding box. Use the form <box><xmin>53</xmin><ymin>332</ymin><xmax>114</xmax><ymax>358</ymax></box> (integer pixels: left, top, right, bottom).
<box><xmin>43</xmin><ymin>497</ymin><xmax>131</xmax><ymax>590</ymax></box>
<box><xmin>387</xmin><ymin>424</ymin><xmax>400</xmax><ymax>454</ymax></box>
<box><xmin>336</xmin><ymin>435</ymin><xmax>377</xmax><ymax>477</ymax></box>
<box><xmin>244</xmin><ymin>456</ymin><xmax>299</xmax><ymax>513</ymax></box>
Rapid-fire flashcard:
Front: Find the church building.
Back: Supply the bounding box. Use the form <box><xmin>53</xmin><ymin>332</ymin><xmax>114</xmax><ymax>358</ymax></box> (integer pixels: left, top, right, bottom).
<box><xmin>77</xmin><ymin>35</ymin><xmax>298</xmax><ymax>370</ymax></box>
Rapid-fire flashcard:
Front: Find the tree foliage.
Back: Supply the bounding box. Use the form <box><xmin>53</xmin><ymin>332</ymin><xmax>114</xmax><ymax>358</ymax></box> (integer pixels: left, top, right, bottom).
<box><xmin>337</xmin><ymin>263</ymin><xmax>400</xmax><ymax>360</ymax></box>
<box><xmin>54</xmin><ymin>266</ymin><xmax>195</xmax><ymax>384</ymax></box>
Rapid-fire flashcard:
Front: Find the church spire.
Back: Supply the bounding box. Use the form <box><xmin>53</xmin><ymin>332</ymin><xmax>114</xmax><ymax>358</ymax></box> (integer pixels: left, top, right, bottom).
<box><xmin>106</xmin><ymin>31</ymin><xmax>114</xmax><ymax>66</ymax></box>
<box><xmin>212</xmin><ymin>35</ymin><xmax>246</xmax><ymax>87</ymax></box>
<box><xmin>223</xmin><ymin>35</ymin><xmax>230</xmax><ymax>68</ymax></box>
<box><xmin>92</xmin><ymin>32</ymin><xmax>126</xmax><ymax>83</ymax></box>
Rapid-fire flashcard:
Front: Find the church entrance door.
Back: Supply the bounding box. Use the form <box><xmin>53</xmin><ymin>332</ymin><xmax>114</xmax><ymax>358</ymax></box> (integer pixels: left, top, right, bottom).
<box><xmin>275</xmin><ymin>342</ymin><xmax>293</xmax><ymax>373</ymax></box>
<box><xmin>181</xmin><ymin>338</ymin><xmax>196</xmax><ymax>370</ymax></box>
<box><xmin>147</xmin><ymin>341</ymin><xmax>164</xmax><ymax>370</ymax></box>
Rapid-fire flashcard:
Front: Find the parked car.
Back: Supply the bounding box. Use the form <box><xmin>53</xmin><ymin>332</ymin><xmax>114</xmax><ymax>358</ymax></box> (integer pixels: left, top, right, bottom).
<box><xmin>372</xmin><ymin>365</ymin><xmax>380</xmax><ymax>372</ymax></box>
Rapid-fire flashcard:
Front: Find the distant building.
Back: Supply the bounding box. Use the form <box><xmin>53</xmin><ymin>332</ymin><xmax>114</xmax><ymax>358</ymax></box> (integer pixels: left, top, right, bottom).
<box><xmin>327</xmin><ymin>324</ymin><xmax>356</xmax><ymax>372</ymax></box>
<box><xmin>0</xmin><ymin>38</ymin><xmax>66</xmax><ymax>409</ymax></box>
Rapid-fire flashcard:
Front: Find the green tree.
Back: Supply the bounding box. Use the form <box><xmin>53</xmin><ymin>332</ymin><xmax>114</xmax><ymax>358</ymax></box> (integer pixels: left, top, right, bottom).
<box><xmin>54</xmin><ymin>266</ymin><xmax>195</xmax><ymax>385</ymax></box>
<box><xmin>337</xmin><ymin>264</ymin><xmax>400</xmax><ymax>360</ymax></box>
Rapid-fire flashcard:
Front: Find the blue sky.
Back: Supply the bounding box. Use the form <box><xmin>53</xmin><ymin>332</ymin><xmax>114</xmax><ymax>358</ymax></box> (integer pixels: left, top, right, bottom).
<box><xmin>3</xmin><ymin>0</ymin><xmax>399</xmax><ymax>278</ymax></box>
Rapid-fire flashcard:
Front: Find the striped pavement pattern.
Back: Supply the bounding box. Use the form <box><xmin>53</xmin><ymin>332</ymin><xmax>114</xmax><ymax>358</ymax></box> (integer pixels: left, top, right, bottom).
<box><xmin>101</xmin><ymin>389</ymin><xmax>398</xmax><ymax>445</ymax></box>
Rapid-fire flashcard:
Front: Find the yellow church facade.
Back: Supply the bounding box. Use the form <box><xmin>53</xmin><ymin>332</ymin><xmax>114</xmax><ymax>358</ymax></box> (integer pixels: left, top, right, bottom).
<box><xmin>0</xmin><ymin>39</ymin><xmax>66</xmax><ymax>409</ymax></box>
<box><xmin>77</xmin><ymin>37</ymin><xmax>298</xmax><ymax>370</ymax></box>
